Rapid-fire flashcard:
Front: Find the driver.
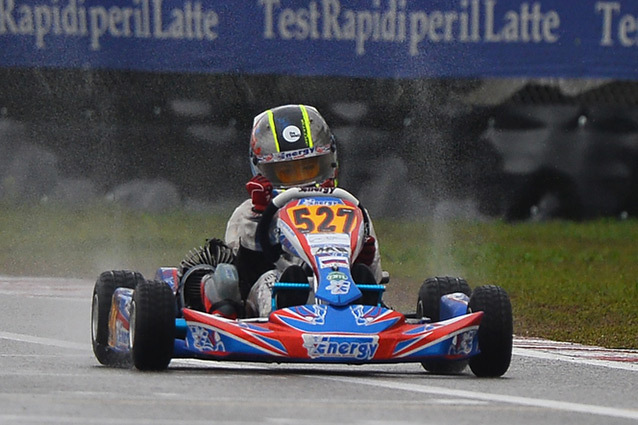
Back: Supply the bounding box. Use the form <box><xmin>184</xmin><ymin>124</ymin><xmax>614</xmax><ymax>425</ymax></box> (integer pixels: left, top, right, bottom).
<box><xmin>200</xmin><ymin>104</ymin><xmax>382</xmax><ymax>318</ymax></box>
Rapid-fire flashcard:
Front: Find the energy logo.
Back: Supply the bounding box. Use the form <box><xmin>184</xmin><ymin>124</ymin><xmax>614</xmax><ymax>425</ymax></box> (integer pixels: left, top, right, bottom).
<box><xmin>302</xmin><ymin>334</ymin><xmax>379</xmax><ymax>360</ymax></box>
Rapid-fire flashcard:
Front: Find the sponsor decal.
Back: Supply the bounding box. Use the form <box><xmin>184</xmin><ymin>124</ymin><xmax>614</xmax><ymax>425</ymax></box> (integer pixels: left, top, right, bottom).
<box><xmin>299</xmin><ymin>185</ymin><xmax>336</xmax><ymax>194</ymax></box>
<box><xmin>306</xmin><ymin>233</ymin><xmax>350</xmax><ymax>247</ymax></box>
<box><xmin>1</xmin><ymin>0</ymin><xmax>220</xmax><ymax>51</ymax></box>
<box><xmin>302</xmin><ymin>334</ymin><xmax>379</xmax><ymax>360</ymax></box>
<box><xmin>189</xmin><ymin>325</ymin><xmax>225</xmax><ymax>353</ymax></box>
<box><xmin>109</xmin><ymin>288</ymin><xmax>133</xmax><ymax>349</ymax></box>
<box><xmin>282</xmin><ymin>125</ymin><xmax>301</xmax><ymax>142</ymax></box>
<box><xmin>262</xmin><ymin>146</ymin><xmax>331</xmax><ymax>162</ymax></box>
<box><xmin>298</xmin><ymin>198</ymin><xmax>342</xmax><ymax>206</ymax></box>
<box><xmin>261</xmin><ymin>0</ymin><xmax>561</xmax><ymax>57</ymax></box>
<box><xmin>448</xmin><ymin>330</ymin><xmax>477</xmax><ymax>356</ymax></box>
<box><xmin>326</xmin><ymin>271</ymin><xmax>350</xmax><ymax>294</ymax></box>
<box><xmin>318</xmin><ymin>256</ymin><xmax>349</xmax><ymax>269</ymax></box>
<box><xmin>313</xmin><ymin>246</ymin><xmax>348</xmax><ymax>254</ymax></box>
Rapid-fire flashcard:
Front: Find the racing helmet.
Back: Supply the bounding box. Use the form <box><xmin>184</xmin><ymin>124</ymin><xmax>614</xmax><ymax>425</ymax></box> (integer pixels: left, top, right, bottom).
<box><xmin>249</xmin><ymin>104</ymin><xmax>338</xmax><ymax>188</ymax></box>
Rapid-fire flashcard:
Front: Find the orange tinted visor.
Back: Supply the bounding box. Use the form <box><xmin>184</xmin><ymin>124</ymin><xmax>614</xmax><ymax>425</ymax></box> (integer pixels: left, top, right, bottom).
<box><xmin>259</xmin><ymin>155</ymin><xmax>333</xmax><ymax>187</ymax></box>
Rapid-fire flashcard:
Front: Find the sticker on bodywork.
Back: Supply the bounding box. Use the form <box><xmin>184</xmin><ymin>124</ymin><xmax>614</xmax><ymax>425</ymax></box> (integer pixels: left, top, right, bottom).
<box><xmin>302</xmin><ymin>334</ymin><xmax>379</xmax><ymax>360</ymax></box>
<box><xmin>188</xmin><ymin>325</ymin><xmax>225</xmax><ymax>353</ymax></box>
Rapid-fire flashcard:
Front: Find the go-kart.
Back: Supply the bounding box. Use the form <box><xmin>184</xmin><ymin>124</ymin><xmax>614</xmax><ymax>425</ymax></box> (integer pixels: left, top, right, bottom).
<box><xmin>91</xmin><ymin>187</ymin><xmax>513</xmax><ymax>377</ymax></box>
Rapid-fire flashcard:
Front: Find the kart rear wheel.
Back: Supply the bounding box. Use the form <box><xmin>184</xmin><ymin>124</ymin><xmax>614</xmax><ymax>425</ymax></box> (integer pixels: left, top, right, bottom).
<box><xmin>417</xmin><ymin>276</ymin><xmax>471</xmax><ymax>374</ymax></box>
<box><xmin>468</xmin><ymin>285</ymin><xmax>513</xmax><ymax>377</ymax></box>
<box><xmin>91</xmin><ymin>270</ymin><xmax>145</xmax><ymax>367</ymax></box>
<box><xmin>130</xmin><ymin>280</ymin><xmax>176</xmax><ymax>371</ymax></box>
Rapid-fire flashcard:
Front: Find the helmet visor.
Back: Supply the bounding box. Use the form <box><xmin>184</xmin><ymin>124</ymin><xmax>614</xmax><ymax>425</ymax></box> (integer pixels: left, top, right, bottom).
<box><xmin>258</xmin><ymin>155</ymin><xmax>334</xmax><ymax>187</ymax></box>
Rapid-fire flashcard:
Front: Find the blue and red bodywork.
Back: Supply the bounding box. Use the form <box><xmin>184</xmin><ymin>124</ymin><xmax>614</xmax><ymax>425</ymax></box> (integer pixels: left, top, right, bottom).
<box><xmin>173</xmin><ymin>303</ymin><xmax>482</xmax><ymax>364</ymax></box>
<box><xmin>108</xmin><ymin>266</ymin><xmax>482</xmax><ymax>364</ymax></box>
<box><xmin>107</xmin><ymin>189</ymin><xmax>484</xmax><ymax>365</ymax></box>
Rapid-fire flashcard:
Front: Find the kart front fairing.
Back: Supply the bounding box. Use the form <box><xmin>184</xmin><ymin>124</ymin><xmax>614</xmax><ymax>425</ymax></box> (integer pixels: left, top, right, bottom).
<box><xmin>109</xmin><ymin>276</ymin><xmax>482</xmax><ymax>364</ymax></box>
<box><xmin>176</xmin><ymin>306</ymin><xmax>482</xmax><ymax>364</ymax></box>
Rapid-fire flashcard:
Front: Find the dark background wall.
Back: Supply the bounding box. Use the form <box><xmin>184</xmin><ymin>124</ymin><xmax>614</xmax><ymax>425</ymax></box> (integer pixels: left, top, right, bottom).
<box><xmin>1</xmin><ymin>67</ymin><xmax>637</xmax><ymax>219</ymax></box>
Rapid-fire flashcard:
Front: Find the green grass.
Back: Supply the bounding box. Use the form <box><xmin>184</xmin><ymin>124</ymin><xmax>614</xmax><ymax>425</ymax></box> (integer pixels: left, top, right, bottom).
<box><xmin>0</xmin><ymin>203</ymin><xmax>230</xmax><ymax>280</ymax></box>
<box><xmin>376</xmin><ymin>218</ymin><xmax>638</xmax><ymax>349</ymax></box>
<box><xmin>1</xmin><ymin>203</ymin><xmax>636</xmax><ymax>349</ymax></box>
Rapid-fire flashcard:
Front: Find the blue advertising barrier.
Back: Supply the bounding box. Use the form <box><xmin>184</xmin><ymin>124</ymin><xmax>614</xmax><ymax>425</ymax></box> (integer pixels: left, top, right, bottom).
<box><xmin>0</xmin><ymin>0</ymin><xmax>637</xmax><ymax>79</ymax></box>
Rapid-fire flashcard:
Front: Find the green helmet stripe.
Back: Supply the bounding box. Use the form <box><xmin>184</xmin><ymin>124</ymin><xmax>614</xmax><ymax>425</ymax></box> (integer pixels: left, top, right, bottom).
<box><xmin>267</xmin><ymin>109</ymin><xmax>281</xmax><ymax>152</ymax></box>
<box><xmin>299</xmin><ymin>104</ymin><xmax>314</xmax><ymax>148</ymax></box>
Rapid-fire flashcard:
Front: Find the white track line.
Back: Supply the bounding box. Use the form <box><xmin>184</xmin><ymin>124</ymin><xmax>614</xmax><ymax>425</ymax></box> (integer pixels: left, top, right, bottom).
<box><xmin>513</xmin><ymin>346</ymin><xmax>638</xmax><ymax>372</ymax></box>
<box><xmin>0</xmin><ymin>331</ymin><xmax>87</xmax><ymax>351</ymax></box>
<box><xmin>513</xmin><ymin>337</ymin><xmax>638</xmax><ymax>372</ymax></box>
<box><xmin>0</xmin><ymin>416</ymin><xmax>222</xmax><ymax>425</ymax></box>
<box><xmin>314</xmin><ymin>375</ymin><xmax>638</xmax><ymax>421</ymax></box>
<box><xmin>2</xmin><ymin>331</ymin><xmax>637</xmax><ymax>372</ymax></box>
<box><xmin>3</xmin><ymin>330</ymin><xmax>637</xmax><ymax>420</ymax></box>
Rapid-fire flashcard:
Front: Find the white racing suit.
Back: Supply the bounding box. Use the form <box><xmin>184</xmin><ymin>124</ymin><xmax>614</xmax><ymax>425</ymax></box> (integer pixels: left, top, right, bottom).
<box><xmin>224</xmin><ymin>199</ymin><xmax>383</xmax><ymax>317</ymax></box>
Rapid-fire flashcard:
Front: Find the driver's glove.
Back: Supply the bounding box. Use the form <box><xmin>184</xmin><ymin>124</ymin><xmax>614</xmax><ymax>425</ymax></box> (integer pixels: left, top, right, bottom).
<box><xmin>355</xmin><ymin>235</ymin><xmax>376</xmax><ymax>266</ymax></box>
<box><xmin>246</xmin><ymin>174</ymin><xmax>273</xmax><ymax>213</ymax></box>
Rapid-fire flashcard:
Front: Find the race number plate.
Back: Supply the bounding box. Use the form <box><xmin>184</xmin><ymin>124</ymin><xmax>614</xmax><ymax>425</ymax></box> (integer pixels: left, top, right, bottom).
<box><xmin>284</xmin><ymin>203</ymin><xmax>360</xmax><ymax>234</ymax></box>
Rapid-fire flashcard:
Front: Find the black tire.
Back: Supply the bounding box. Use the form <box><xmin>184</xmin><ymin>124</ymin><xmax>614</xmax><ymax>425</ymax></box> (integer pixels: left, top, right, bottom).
<box><xmin>416</xmin><ymin>276</ymin><xmax>471</xmax><ymax>321</ymax></box>
<box><xmin>91</xmin><ymin>270</ymin><xmax>145</xmax><ymax>367</ymax></box>
<box><xmin>130</xmin><ymin>280</ymin><xmax>176</xmax><ymax>371</ymax></box>
<box><xmin>417</xmin><ymin>276</ymin><xmax>472</xmax><ymax>374</ymax></box>
<box><xmin>468</xmin><ymin>285</ymin><xmax>513</xmax><ymax>378</ymax></box>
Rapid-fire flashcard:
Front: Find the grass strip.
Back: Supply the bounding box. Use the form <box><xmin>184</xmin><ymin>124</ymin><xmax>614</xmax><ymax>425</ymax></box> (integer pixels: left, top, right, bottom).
<box><xmin>1</xmin><ymin>203</ymin><xmax>636</xmax><ymax>349</ymax></box>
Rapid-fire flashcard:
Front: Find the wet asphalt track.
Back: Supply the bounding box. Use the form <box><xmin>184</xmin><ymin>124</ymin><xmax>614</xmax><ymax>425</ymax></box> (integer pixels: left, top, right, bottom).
<box><xmin>0</xmin><ymin>276</ymin><xmax>637</xmax><ymax>425</ymax></box>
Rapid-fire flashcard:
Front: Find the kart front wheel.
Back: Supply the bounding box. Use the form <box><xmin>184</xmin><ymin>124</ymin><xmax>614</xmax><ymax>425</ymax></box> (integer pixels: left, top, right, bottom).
<box><xmin>91</xmin><ymin>270</ymin><xmax>145</xmax><ymax>367</ymax></box>
<box><xmin>130</xmin><ymin>280</ymin><xmax>176</xmax><ymax>371</ymax></box>
<box><xmin>468</xmin><ymin>285</ymin><xmax>513</xmax><ymax>377</ymax></box>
